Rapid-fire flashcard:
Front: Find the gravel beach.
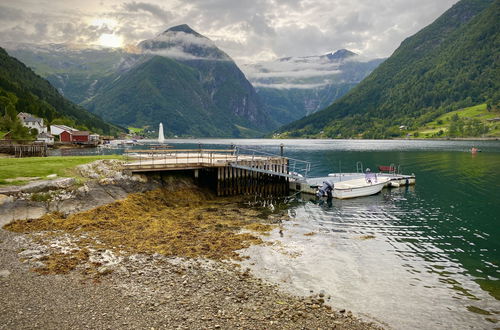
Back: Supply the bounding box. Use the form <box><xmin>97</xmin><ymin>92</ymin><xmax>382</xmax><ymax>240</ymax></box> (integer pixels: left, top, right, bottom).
<box><xmin>0</xmin><ymin>227</ymin><xmax>382</xmax><ymax>329</ymax></box>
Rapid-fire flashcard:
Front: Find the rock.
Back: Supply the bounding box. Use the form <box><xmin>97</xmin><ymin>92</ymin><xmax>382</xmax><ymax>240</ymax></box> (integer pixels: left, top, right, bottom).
<box><xmin>132</xmin><ymin>174</ymin><xmax>148</xmax><ymax>183</ymax></box>
<box><xmin>0</xmin><ymin>194</ymin><xmax>14</xmax><ymax>205</ymax></box>
<box><xmin>0</xmin><ymin>187</ymin><xmax>21</xmax><ymax>195</ymax></box>
<box><xmin>0</xmin><ymin>270</ymin><xmax>11</xmax><ymax>278</ymax></box>
<box><xmin>19</xmin><ymin>178</ymin><xmax>76</xmax><ymax>193</ymax></box>
<box><xmin>339</xmin><ymin>309</ymin><xmax>346</xmax><ymax>313</ymax></box>
<box><xmin>46</xmin><ymin>174</ymin><xmax>58</xmax><ymax>179</ymax></box>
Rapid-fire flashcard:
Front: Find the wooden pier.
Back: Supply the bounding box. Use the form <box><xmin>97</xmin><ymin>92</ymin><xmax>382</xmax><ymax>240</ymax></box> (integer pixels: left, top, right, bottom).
<box><xmin>124</xmin><ymin>149</ymin><xmax>298</xmax><ymax>196</ymax></box>
<box><xmin>0</xmin><ymin>140</ymin><xmax>48</xmax><ymax>157</ymax></box>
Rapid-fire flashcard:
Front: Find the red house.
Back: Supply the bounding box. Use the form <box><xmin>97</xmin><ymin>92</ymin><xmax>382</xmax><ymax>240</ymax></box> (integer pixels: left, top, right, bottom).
<box><xmin>60</xmin><ymin>130</ymin><xmax>72</xmax><ymax>142</ymax></box>
<box><xmin>60</xmin><ymin>130</ymin><xmax>90</xmax><ymax>143</ymax></box>
<box><xmin>72</xmin><ymin>131</ymin><xmax>90</xmax><ymax>143</ymax></box>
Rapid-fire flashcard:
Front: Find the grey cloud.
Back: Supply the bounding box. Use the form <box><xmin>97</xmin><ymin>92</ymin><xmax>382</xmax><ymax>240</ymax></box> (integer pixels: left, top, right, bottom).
<box><xmin>0</xmin><ymin>0</ymin><xmax>461</xmax><ymax>63</ymax></box>
<box><xmin>0</xmin><ymin>5</ymin><xmax>25</xmax><ymax>21</ymax></box>
<box><xmin>253</xmin><ymin>82</ymin><xmax>331</xmax><ymax>89</ymax></box>
<box><xmin>122</xmin><ymin>1</ymin><xmax>172</xmax><ymax>22</ymax></box>
<box><xmin>141</xmin><ymin>31</ymin><xmax>231</xmax><ymax>61</ymax></box>
<box><xmin>34</xmin><ymin>22</ymin><xmax>48</xmax><ymax>37</ymax></box>
<box><xmin>144</xmin><ymin>47</ymin><xmax>227</xmax><ymax>61</ymax></box>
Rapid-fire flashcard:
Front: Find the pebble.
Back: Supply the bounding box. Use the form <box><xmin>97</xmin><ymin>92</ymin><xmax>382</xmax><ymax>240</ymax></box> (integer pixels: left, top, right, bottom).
<box><xmin>0</xmin><ymin>270</ymin><xmax>11</xmax><ymax>278</ymax></box>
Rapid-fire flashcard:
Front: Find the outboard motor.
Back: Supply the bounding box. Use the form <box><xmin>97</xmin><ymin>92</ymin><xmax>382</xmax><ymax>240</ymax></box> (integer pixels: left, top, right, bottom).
<box><xmin>365</xmin><ymin>168</ymin><xmax>377</xmax><ymax>184</ymax></box>
<box><xmin>317</xmin><ymin>181</ymin><xmax>333</xmax><ymax>198</ymax></box>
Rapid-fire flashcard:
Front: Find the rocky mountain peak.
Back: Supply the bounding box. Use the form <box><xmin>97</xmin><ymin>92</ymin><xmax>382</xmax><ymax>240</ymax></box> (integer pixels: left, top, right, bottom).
<box><xmin>163</xmin><ymin>24</ymin><xmax>204</xmax><ymax>38</ymax></box>
<box><xmin>324</xmin><ymin>49</ymin><xmax>357</xmax><ymax>61</ymax></box>
<box><xmin>139</xmin><ymin>25</ymin><xmax>229</xmax><ymax>61</ymax></box>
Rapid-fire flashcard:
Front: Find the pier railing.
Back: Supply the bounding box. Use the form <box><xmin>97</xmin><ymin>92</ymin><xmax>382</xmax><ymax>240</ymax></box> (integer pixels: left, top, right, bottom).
<box><xmin>123</xmin><ymin>146</ymin><xmax>311</xmax><ymax>181</ymax></box>
<box><xmin>124</xmin><ymin>148</ymin><xmax>238</xmax><ymax>169</ymax></box>
<box><xmin>232</xmin><ymin>146</ymin><xmax>311</xmax><ymax>179</ymax></box>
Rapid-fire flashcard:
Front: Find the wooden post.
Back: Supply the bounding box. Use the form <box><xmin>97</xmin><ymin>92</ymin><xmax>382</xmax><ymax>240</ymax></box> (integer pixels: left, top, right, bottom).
<box><xmin>217</xmin><ymin>167</ymin><xmax>221</xmax><ymax>196</ymax></box>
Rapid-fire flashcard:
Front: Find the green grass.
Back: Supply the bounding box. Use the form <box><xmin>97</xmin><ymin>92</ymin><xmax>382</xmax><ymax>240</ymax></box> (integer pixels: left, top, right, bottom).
<box><xmin>0</xmin><ymin>155</ymin><xmax>123</xmax><ymax>185</ymax></box>
<box><xmin>413</xmin><ymin>104</ymin><xmax>500</xmax><ymax>138</ymax></box>
<box><xmin>128</xmin><ymin>126</ymin><xmax>145</xmax><ymax>134</ymax></box>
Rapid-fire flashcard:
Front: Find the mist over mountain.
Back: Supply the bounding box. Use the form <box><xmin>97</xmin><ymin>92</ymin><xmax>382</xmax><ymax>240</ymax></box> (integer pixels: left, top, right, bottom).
<box><xmin>4</xmin><ymin>43</ymin><xmax>140</xmax><ymax>105</ymax></box>
<box><xmin>243</xmin><ymin>50</ymin><xmax>384</xmax><ymax>125</ymax></box>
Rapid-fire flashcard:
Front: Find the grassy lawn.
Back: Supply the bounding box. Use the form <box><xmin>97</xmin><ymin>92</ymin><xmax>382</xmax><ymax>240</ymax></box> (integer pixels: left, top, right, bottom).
<box><xmin>0</xmin><ymin>155</ymin><xmax>123</xmax><ymax>185</ymax></box>
<box><xmin>128</xmin><ymin>126</ymin><xmax>145</xmax><ymax>134</ymax></box>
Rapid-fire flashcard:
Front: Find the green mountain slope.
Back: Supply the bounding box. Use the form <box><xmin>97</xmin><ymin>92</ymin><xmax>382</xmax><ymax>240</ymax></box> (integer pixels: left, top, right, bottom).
<box><xmin>85</xmin><ymin>56</ymin><xmax>229</xmax><ymax>136</ymax></box>
<box><xmin>0</xmin><ymin>47</ymin><xmax>121</xmax><ymax>136</ymax></box>
<box><xmin>85</xmin><ymin>25</ymin><xmax>275</xmax><ymax>137</ymax></box>
<box><xmin>278</xmin><ymin>0</ymin><xmax>499</xmax><ymax>138</ymax></box>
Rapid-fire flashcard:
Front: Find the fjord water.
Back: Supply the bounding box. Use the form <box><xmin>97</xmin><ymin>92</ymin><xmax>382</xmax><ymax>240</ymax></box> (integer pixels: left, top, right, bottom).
<box><xmin>170</xmin><ymin>139</ymin><xmax>500</xmax><ymax>329</ymax></box>
<box><xmin>55</xmin><ymin>139</ymin><xmax>500</xmax><ymax>327</ymax></box>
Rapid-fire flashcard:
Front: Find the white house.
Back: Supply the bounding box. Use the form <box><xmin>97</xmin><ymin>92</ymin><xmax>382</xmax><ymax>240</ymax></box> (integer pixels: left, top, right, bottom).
<box><xmin>36</xmin><ymin>132</ymin><xmax>54</xmax><ymax>145</ymax></box>
<box><xmin>89</xmin><ymin>133</ymin><xmax>100</xmax><ymax>142</ymax></box>
<box><xmin>17</xmin><ymin>112</ymin><xmax>47</xmax><ymax>133</ymax></box>
<box><xmin>50</xmin><ymin>124</ymin><xmax>77</xmax><ymax>136</ymax></box>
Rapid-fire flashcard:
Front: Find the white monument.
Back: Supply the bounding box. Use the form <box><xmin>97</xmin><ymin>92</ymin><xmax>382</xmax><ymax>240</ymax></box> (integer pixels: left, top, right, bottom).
<box><xmin>158</xmin><ymin>122</ymin><xmax>165</xmax><ymax>143</ymax></box>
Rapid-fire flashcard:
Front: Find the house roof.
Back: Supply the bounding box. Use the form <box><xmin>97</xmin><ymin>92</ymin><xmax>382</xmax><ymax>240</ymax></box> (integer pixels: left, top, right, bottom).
<box><xmin>37</xmin><ymin>132</ymin><xmax>54</xmax><ymax>138</ymax></box>
<box><xmin>51</xmin><ymin>124</ymin><xmax>77</xmax><ymax>131</ymax></box>
<box><xmin>18</xmin><ymin>112</ymin><xmax>43</xmax><ymax>123</ymax></box>
<box><xmin>72</xmin><ymin>131</ymin><xmax>90</xmax><ymax>136</ymax></box>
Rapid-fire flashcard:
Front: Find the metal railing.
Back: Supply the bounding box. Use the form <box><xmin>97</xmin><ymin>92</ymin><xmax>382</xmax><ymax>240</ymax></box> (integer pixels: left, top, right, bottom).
<box><xmin>124</xmin><ymin>148</ymin><xmax>238</xmax><ymax>169</ymax></box>
<box><xmin>232</xmin><ymin>146</ymin><xmax>311</xmax><ymax>179</ymax></box>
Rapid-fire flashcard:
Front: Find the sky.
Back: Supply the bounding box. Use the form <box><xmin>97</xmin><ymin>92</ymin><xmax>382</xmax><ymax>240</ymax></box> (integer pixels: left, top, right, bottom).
<box><xmin>0</xmin><ymin>0</ymin><xmax>459</xmax><ymax>64</ymax></box>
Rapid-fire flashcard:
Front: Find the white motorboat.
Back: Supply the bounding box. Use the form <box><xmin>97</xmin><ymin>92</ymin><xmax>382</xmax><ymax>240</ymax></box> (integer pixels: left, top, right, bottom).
<box><xmin>332</xmin><ymin>177</ymin><xmax>391</xmax><ymax>199</ymax></box>
<box><xmin>317</xmin><ymin>170</ymin><xmax>391</xmax><ymax>199</ymax></box>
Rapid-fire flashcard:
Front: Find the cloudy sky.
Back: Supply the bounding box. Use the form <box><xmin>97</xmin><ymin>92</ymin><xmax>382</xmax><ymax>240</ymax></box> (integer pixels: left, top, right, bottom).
<box><xmin>0</xmin><ymin>0</ymin><xmax>459</xmax><ymax>64</ymax></box>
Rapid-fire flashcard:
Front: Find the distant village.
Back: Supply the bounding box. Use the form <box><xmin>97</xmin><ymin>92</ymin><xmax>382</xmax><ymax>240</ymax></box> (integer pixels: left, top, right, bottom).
<box><xmin>15</xmin><ymin>112</ymin><xmax>110</xmax><ymax>146</ymax></box>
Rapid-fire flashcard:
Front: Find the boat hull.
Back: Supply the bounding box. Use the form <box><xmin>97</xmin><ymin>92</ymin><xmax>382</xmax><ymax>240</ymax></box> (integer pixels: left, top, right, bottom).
<box><xmin>333</xmin><ymin>178</ymin><xmax>389</xmax><ymax>199</ymax></box>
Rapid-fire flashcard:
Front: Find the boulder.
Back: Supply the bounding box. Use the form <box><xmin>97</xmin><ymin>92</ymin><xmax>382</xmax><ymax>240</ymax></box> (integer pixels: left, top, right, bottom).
<box><xmin>0</xmin><ymin>194</ymin><xmax>14</xmax><ymax>205</ymax></box>
<box><xmin>20</xmin><ymin>178</ymin><xmax>75</xmax><ymax>193</ymax></box>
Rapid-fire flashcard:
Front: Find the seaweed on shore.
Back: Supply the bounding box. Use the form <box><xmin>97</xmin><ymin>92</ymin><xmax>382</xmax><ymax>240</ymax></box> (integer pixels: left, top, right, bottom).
<box><xmin>5</xmin><ymin>188</ymin><xmax>285</xmax><ymax>264</ymax></box>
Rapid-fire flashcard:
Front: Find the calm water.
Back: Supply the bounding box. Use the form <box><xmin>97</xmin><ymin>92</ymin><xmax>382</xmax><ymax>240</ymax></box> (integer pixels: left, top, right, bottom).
<box><xmin>53</xmin><ymin>139</ymin><xmax>500</xmax><ymax>328</ymax></box>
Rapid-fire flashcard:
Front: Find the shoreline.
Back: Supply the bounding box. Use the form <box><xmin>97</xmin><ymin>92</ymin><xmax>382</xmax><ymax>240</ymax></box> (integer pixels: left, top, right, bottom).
<box><xmin>0</xmin><ymin>160</ymin><xmax>381</xmax><ymax>329</ymax></box>
<box><xmin>272</xmin><ymin>137</ymin><xmax>500</xmax><ymax>141</ymax></box>
<box><xmin>0</xmin><ymin>228</ymin><xmax>380</xmax><ymax>329</ymax></box>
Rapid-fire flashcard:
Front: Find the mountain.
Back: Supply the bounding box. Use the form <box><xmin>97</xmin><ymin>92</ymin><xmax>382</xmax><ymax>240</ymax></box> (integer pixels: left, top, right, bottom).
<box><xmin>278</xmin><ymin>0</ymin><xmax>499</xmax><ymax>138</ymax></box>
<box><xmin>82</xmin><ymin>25</ymin><xmax>275</xmax><ymax>137</ymax></box>
<box><xmin>0</xmin><ymin>47</ymin><xmax>121</xmax><ymax>136</ymax></box>
<box><xmin>243</xmin><ymin>50</ymin><xmax>384</xmax><ymax>125</ymax></box>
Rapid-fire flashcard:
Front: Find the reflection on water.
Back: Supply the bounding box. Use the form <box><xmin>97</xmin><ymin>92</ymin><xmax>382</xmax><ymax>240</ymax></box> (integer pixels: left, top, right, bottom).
<box><xmin>242</xmin><ymin>185</ymin><xmax>499</xmax><ymax>329</ymax></box>
<box><xmin>52</xmin><ymin>139</ymin><xmax>500</xmax><ymax>328</ymax></box>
